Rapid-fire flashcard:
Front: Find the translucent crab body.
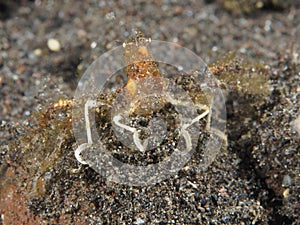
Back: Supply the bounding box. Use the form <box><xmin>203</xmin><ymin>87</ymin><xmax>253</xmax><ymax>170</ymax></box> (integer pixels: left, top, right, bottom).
<box><xmin>72</xmin><ymin>32</ymin><xmax>226</xmax><ymax>186</ymax></box>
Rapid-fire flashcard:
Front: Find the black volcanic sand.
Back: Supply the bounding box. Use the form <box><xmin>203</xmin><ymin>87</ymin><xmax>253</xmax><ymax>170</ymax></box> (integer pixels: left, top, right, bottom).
<box><xmin>0</xmin><ymin>1</ymin><xmax>299</xmax><ymax>224</ymax></box>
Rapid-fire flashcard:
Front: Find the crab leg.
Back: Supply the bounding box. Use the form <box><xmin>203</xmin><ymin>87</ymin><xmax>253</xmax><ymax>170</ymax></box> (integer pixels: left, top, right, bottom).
<box><xmin>75</xmin><ymin>143</ymin><xmax>89</xmax><ymax>165</ymax></box>
<box><xmin>180</xmin><ymin>105</ymin><xmax>210</xmax><ymax>151</ymax></box>
<box><xmin>75</xmin><ymin>99</ymin><xmax>106</xmax><ymax>165</ymax></box>
<box><xmin>84</xmin><ymin>100</ymin><xmax>99</xmax><ymax>144</ymax></box>
<box><xmin>165</xmin><ymin>92</ymin><xmax>211</xmax><ymax>151</ymax></box>
<box><xmin>182</xmin><ymin>105</ymin><xmax>210</xmax><ymax>130</ymax></box>
<box><xmin>113</xmin><ymin>114</ymin><xmax>146</xmax><ymax>152</ymax></box>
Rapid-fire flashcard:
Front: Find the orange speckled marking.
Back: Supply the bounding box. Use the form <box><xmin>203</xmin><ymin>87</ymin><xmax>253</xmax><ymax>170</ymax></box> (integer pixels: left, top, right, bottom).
<box><xmin>123</xmin><ymin>32</ymin><xmax>160</xmax><ymax>97</ymax></box>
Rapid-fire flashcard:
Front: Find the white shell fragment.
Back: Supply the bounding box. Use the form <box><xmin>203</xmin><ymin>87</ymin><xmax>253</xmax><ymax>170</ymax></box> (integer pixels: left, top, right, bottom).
<box><xmin>47</xmin><ymin>38</ymin><xmax>61</xmax><ymax>52</ymax></box>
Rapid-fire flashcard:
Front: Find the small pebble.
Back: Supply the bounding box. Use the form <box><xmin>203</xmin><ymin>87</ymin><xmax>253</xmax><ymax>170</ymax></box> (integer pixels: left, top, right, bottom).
<box><xmin>47</xmin><ymin>38</ymin><xmax>61</xmax><ymax>52</ymax></box>
<box><xmin>34</xmin><ymin>48</ymin><xmax>42</xmax><ymax>56</ymax></box>
<box><xmin>198</xmin><ymin>206</ymin><xmax>205</xmax><ymax>213</ymax></box>
<box><xmin>212</xmin><ymin>46</ymin><xmax>218</xmax><ymax>52</ymax></box>
<box><xmin>282</xmin><ymin>175</ymin><xmax>292</xmax><ymax>187</ymax></box>
<box><xmin>283</xmin><ymin>188</ymin><xmax>289</xmax><ymax>198</ymax></box>
<box><xmin>77</xmin><ymin>29</ymin><xmax>87</xmax><ymax>37</ymax></box>
<box><xmin>292</xmin><ymin>115</ymin><xmax>300</xmax><ymax>137</ymax></box>
<box><xmin>90</xmin><ymin>41</ymin><xmax>97</xmax><ymax>49</ymax></box>
<box><xmin>105</xmin><ymin>12</ymin><xmax>115</xmax><ymax>21</ymax></box>
<box><xmin>174</xmin><ymin>6</ymin><xmax>183</xmax><ymax>15</ymax></box>
<box><xmin>135</xmin><ymin>217</ymin><xmax>145</xmax><ymax>224</ymax></box>
<box><xmin>256</xmin><ymin>1</ymin><xmax>264</xmax><ymax>8</ymax></box>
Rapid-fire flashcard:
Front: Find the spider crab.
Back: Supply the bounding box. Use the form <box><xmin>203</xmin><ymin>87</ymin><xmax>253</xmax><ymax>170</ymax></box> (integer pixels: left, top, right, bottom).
<box><xmin>73</xmin><ymin>32</ymin><xmax>225</xmax><ymax>171</ymax></box>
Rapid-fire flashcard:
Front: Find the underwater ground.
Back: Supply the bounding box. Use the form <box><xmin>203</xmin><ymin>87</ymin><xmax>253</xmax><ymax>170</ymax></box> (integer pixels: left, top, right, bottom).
<box><xmin>0</xmin><ymin>0</ymin><xmax>299</xmax><ymax>224</ymax></box>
